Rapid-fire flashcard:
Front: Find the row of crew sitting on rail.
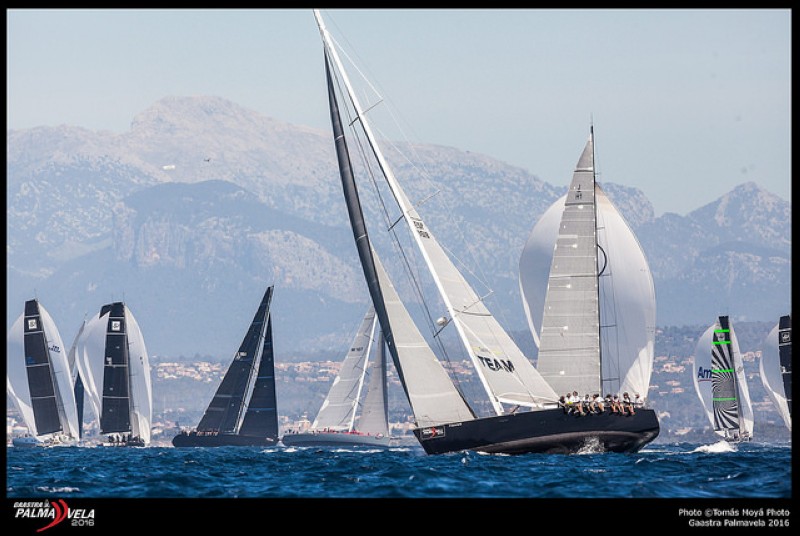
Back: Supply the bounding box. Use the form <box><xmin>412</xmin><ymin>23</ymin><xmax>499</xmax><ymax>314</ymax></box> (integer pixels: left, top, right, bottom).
<box><xmin>558</xmin><ymin>391</ymin><xmax>641</xmax><ymax>416</ymax></box>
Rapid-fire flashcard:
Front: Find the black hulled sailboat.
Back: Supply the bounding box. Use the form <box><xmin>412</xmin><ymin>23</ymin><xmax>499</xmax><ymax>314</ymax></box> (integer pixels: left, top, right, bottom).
<box><xmin>315</xmin><ymin>9</ymin><xmax>659</xmax><ymax>455</ymax></box>
<box><xmin>172</xmin><ymin>285</ymin><xmax>279</xmax><ymax>447</ymax></box>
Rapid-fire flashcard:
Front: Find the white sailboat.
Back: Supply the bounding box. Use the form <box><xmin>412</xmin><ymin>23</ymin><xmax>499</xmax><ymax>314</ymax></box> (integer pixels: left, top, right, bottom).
<box><xmin>759</xmin><ymin>314</ymin><xmax>791</xmax><ymax>431</ymax></box>
<box><xmin>692</xmin><ymin>316</ymin><xmax>754</xmax><ymax>442</ymax></box>
<box><xmin>7</xmin><ymin>298</ymin><xmax>81</xmax><ymax>447</ymax></box>
<box><xmin>75</xmin><ymin>301</ymin><xmax>153</xmax><ymax>447</ymax></box>
<box><xmin>315</xmin><ymin>9</ymin><xmax>659</xmax><ymax>454</ymax></box>
<box><xmin>281</xmin><ymin>306</ymin><xmax>392</xmax><ymax>447</ymax></box>
<box><xmin>518</xmin><ymin>132</ymin><xmax>657</xmax><ymax>402</ymax></box>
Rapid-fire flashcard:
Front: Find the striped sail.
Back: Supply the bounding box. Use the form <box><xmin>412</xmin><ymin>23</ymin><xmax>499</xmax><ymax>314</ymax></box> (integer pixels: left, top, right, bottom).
<box><xmin>710</xmin><ymin>316</ymin><xmax>753</xmax><ymax>440</ymax></box>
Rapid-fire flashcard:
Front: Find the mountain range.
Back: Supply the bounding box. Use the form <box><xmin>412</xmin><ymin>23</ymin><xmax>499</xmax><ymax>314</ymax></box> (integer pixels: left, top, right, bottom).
<box><xmin>6</xmin><ymin>95</ymin><xmax>791</xmax><ymax>359</ymax></box>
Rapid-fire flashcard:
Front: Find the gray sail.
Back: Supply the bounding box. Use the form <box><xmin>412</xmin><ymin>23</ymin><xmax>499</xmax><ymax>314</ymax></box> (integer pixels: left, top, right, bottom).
<box><xmin>319</xmin><ymin>25</ymin><xmax>475</xmax><ymax>428</ymax></box>
<box><xmin>312</xmin><ymin>307</ymin><xmax>377</xmax><ymax>431</ymax></box>
<box><xmin>535</xmin><ymin>133</ymin><xmax>602</xmax><ymax>397</ymax></box>
<box><xmin>358</xmin><ymin>330</ymin><xmax>390</xmax><ymax>436</ymax></box>
<box><xmin>314</xmin><ymin>9</ymin><xmax>556</xmax><ymax>413</ymax></box>
<box><xmin>372</xmin><ymin>250</ymin><xmax>476</xmax><ymax>427</ymax></box>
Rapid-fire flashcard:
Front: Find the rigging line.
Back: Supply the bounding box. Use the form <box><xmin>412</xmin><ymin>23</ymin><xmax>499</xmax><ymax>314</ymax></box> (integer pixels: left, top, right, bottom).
<box><xmin>326</xmin><ymin>19</ymin><xmax>498</xmax><ymax>309</ymax></box>
<box><xmin>331</xmin><ymin>57</ymin><xmax>468</xmax><ymax>385</ymax></box>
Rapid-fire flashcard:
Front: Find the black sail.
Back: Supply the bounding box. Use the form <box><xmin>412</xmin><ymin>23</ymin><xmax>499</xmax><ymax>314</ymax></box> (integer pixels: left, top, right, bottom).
<box><xmin>23</xmin><ymin>299</ymin><xmax>63</xmax><ymax>435</ymax></box>
<box><xmin>323</xmin><ymin>53</ymin><xmax>409</xmax><ymax>396</ymax></box>
<box><xmin>778</xmin><ymin>314</ymin><xmax>792</xmax><ymax>417</ymax></box>
<box><xmin>196</xmin><ymin>286</ymin><xmax>273</xmax><ymax>434</ymax></box>
<box><xmin>100</xmin><ymin>302</ymin><xmax>132</xmax><ymax>434</ymax></box>
<box><xmin>238</xmin><ymin>298</ymin><xmax>279</xmax><ymax>439</ymax></box>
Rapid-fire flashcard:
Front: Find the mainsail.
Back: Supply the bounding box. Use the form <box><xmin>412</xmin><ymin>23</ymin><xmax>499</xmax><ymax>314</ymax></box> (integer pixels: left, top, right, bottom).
<box><xmin>519</xmin><ymin>131</ymin><xmax>656</xmax><ymax>399</ymax></box>
<box><xmin>315</xmin><ymin>9</ymin><xmax>557</xmax><ymax>415</ymax></box>
<box><xmin>6</xmin><ymin>299</ymin><xmax>81</xmax><ymax>441</ymax></box>
<box><xmin>759</xmin><ymin>315</ymin><xmax>791</xmax><ymax>430</ymax></box>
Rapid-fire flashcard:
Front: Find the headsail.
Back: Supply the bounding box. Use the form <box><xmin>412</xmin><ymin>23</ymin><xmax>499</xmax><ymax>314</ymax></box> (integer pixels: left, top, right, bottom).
<box><xmin>238</xmin><ymin>294</ymin><xmax>279</xmax><ymax>440</ymax></box>
<box><xmin>358</xmin><ymin>329</ymin><xmax>390</xmax><ymax>437</ymax></box>
<box><xmin>692</xmin><ymin>323</ymin><xmax>718</xmax><ymax>435</ymax></box>
<box><xmin>315</xmin><ymin>9</ymin><xmax>556</xmax><ymax>414</ymax></box>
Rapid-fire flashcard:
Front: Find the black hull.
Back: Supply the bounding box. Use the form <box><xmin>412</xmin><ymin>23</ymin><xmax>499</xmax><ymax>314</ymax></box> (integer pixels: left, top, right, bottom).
<box><xmin>413</xmin><ymin>407</ymin><xmax>659</xmax><ymax>455</ymax></box>
<box><xmin>171</xmin><ymin>432</ymin><xmax>278</xmax><ymax>448</ymax></box>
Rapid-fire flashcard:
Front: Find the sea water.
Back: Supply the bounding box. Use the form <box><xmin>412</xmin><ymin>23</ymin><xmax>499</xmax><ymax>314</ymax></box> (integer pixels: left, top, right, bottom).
<box><xmin>5</xmin><ymin>440</ymin><xmax>792</xmax><ymax>531</ymax></box>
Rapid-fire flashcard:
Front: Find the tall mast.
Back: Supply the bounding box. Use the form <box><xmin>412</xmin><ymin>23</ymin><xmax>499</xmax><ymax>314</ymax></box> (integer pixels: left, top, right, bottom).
<box><xmin>314</xmin><ymin>9</ymin><xmax>556</xmax><ymax>413</ymax></box>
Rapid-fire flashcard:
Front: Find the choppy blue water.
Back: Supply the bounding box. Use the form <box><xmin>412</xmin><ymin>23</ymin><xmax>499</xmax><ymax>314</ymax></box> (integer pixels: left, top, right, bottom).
<box><xmin>6</xmin><ymin>440</ymin><xmax>792</xmax><ymax>532</ymax></box>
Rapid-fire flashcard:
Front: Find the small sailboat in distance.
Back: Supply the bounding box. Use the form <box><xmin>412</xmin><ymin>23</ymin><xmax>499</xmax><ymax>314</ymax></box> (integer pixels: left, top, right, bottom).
<box><xmin>172</xmin><ymin>285</ymin><xmax>279</xmax><ymax>447</ymax></box>
<box><xmin>759</xmin><ymin>314</ymin><xmax>791</xmax><ymax>431</ymax></box>
<box><xmin>281</xmin><ymin>305</ymin><xmax>392</xmax><ymax>447</ymax></box>
<box><xmin>692</xmin><ymin>315</ymin><xmax>754</xmax><ymax>443</ymax></box>
<box><xmin>75</xmin><ymin>301</ymin><xmax>152</xmax><ymax>447</ymax></box>
<box><xmin>7</xmin><ymin>298</ymin><xmax>81</xmax><ymax>447</ymax></box>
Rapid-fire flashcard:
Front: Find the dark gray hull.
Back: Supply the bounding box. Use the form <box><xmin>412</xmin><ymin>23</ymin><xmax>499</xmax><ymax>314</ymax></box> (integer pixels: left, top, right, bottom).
<box><xmin>413</xmin><ymin>407</ymin><xmax>659</xmax><ymax>455</ymax></box>
<box><xmin>171</xmin><ymin>432</ymin><xmax>278</xmax><ymax>448</ymax></box>
<box><xmin>281</xmin><ymin>431</ymin><xmax>391</xmax><ymax>448</ymax></box>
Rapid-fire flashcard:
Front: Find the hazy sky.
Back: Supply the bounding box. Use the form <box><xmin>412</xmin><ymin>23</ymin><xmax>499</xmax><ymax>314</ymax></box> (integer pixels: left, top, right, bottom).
<box><xmin>7</xmin><ymin>8</ymin><xmax>791</xmax><ymax>216</ymax></box>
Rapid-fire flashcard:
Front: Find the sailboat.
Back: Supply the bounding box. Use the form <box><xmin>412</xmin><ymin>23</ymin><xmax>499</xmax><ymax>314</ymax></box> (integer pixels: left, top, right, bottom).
<box><xmin>172</xmin><ymin>285</ymin><xmax>279</xmax><ymax>447</ymax></box>
<box><xmin>692</xmin><ymin>315</ymin><xmax>754</xmax><ymax>442</ymax></box>
<box><xmin>759</xmin><ymin>314</ymin><xmax>791</xmax><ymax>431</ymax></box>
<box><xmin>75</xmin><ymin>301</ymin><xmax>153</xmax><ymax>447</ymax></box>
<box><xmin>7</xmin><ymin>299</ymin><xmax>82</xmax><ymax>447</ymax></box>
<box><xmin>281</xmin><ymin>306</ymin><xmax>392</xmax><ymax>447</ymax></box>
<box><xmin>315</xmin><ymin>9</ymin><xmax>659</xmax><ymax>454</ymax></box>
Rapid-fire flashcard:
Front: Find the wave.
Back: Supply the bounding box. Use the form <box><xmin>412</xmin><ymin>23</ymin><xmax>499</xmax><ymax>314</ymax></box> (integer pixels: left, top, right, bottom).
<box><xmin>692</xmin><ymin>440</ymin><xmax>736</xmax><ymax>453</ymax></box>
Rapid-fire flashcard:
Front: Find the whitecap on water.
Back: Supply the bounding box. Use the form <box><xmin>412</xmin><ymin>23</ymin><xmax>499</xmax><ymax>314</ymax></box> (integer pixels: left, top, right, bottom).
<box><xmin>692</xmin><ymin>440</ymin><xmax>736</xmax><ymax>454</ymax></box>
